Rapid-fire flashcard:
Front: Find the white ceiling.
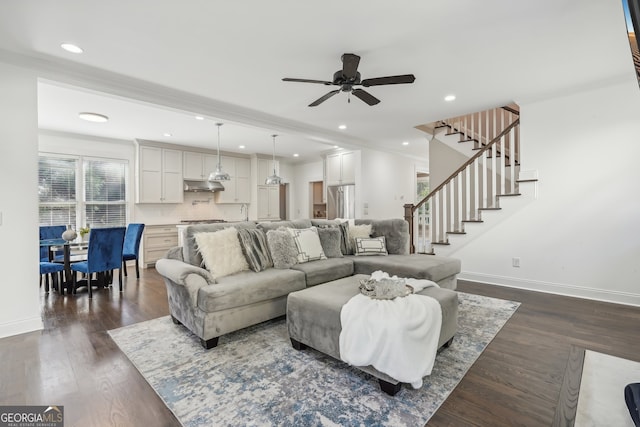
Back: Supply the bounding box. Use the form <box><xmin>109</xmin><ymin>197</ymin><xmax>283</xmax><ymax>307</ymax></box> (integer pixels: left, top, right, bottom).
<box><xmin>0</xmin><ymin>0</ymin><xmax>635</xmax><ymax>162</ymax></box>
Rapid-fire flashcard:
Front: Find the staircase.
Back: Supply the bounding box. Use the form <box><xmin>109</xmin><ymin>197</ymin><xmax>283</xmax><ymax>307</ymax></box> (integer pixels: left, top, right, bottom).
<box><xmin>405</xmin><ymin>105</ymin><xmax>537</xmax><ymax>255</ymax></box>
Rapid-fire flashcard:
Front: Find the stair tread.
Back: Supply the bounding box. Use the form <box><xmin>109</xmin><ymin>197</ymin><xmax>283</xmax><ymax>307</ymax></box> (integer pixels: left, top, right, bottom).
<box><xmin>497</xmin><ymin>193</ymin><xmax>521</xmax><ymax>197</ymax></box>
<box><xmin>516</xmin><ymin>179</ymin><xmax>538</xmax><ymax>183</ymax></box>
<box><xmin>462</xmin><ymin>219</ymin><xmax>483</xmax><ymax>223</ymax></box>
<box><xmin>445</xmin><ymin>131</ymin><xmax>464</xmax><ymax>136</ymax></box>
<box><xmin>431</xmin><ymin>241</ymin><xmax>451</xmax><ymax>246</ymax></box>
<box><xmin>479</xmin><ymin>207</ymin><xmax>502</xmax><ymax>210</ymax></box>
<box><xmin>447</xmin><ymin>231</ymin><xmax>466</xmax><ymax>234</ymax></box>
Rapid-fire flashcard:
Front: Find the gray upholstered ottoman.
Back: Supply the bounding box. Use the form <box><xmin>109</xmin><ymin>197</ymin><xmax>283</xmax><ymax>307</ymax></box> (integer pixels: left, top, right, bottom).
<box><xmin>286</xmin><ymin>274</ymin><xmax>458</xmax><ymax>395</ymax></box>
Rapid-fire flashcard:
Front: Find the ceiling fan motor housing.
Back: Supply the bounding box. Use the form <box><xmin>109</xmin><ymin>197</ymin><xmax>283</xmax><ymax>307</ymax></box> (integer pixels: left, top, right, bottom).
<box><xmin>334</xmin><ymin>70</ymin><xmax>361</xmax><ymax>91</ymax></box>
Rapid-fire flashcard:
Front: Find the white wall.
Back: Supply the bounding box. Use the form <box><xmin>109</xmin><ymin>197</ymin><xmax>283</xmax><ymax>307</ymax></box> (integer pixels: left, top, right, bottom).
<box><xmin>450</xmin><ymin>80</ymin><xmax>640</xmax><ymax>305</ymax></box>
<box><xmin>429</xmin><ymin>138</ymin><xmax>469</xmax><ymax>189</ymax></box>
<box><xmin>0</xmin><ymin>63</ymin><xmax>42</xmax><ymax>338</ymax></box>
<box><xmin>359</xmin><ymin>149</ymin><xmax>419</xmax><ymax>219</ymax></box>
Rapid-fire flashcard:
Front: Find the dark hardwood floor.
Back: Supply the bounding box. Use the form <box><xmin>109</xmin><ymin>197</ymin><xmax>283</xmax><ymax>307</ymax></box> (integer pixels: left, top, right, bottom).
<box><xmin>1</xmin><ymin>269</ymin><xmax>639</xmax><ymax>426</ymax></box>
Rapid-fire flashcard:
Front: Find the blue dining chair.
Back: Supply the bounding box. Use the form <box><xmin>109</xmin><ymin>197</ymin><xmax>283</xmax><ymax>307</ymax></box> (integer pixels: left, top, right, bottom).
<box><xmin>71</xmin><ymin>227</ymin><xmax>126</xmax><ymax>298</ymax></box>
<box><xmin>122</xmin><ymin>223</ymin><xmax>145</xmax><ymax>278</ymax></box>
<box><xmin>40</xmin><ymin>261</ymin><xmax>65</xmax><ymax>294</ymax></box>
<box><xmin>39</xmin><ymin>225</ymin><xmax>66</xmax><ymax>261</ymax></box>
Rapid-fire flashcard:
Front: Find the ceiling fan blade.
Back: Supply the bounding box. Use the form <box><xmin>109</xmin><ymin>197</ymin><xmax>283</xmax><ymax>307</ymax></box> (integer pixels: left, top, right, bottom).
<box><xmin>341</xmin><ymin>53</ymin><xmax>361</xmax><ymax>80</ymax></box>
<box><xmin>309</xmin><ymin>90</ymin><xmax>340</xmax><ymax>107</ymax></box>
<box><xmin>361</xmin><ymin>74</ymin><xmax>416</xmax><ymax>87</ymax></box>
<box><xmin>283</xmin><ymin>78</ymin><xmax>333</xmax><ymax>85</ymax></box>
<box><xmin>352</xmin><ymin>89</ymin><xmax>380</xmax><ymax>106</ymax></box>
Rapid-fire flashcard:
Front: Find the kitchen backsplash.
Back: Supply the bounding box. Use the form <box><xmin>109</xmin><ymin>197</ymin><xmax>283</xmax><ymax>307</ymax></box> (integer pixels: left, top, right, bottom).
<box><xmin>134</xmin><ymin>192</ymin><xmax>247</xmax><ymax>224</ymax></box>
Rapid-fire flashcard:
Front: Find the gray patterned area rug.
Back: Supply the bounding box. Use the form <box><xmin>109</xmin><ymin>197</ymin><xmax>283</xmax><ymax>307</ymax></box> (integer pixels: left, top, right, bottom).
<box><xmin>109</xmin><ymin>292</ymin><xmax>519</xmax><ymax>427</ymax></box>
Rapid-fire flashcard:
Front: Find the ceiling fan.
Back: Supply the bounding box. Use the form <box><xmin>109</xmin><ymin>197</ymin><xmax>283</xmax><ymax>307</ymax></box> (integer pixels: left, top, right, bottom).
<box><xmin>282</xmin><ymin>53</ymin><xmax>415</xmax><ymax>107</ymax></box>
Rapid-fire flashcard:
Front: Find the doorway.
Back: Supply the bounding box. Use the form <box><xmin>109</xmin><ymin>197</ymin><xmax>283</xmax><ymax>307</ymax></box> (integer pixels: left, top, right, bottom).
<box><xmin>416</xmin><ymin>172</ymin><xmax>430</xmax><ymax>252</ymax></box>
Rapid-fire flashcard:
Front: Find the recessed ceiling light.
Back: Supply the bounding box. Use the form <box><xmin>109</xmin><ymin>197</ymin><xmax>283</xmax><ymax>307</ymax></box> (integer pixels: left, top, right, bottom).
<box><xmin>61</xmin><ymin>43</ymin><xmax>83</xmax><ymax>54</ymax></box>
<box><xmin>333</xmin><ymin>145</ymin><xmax>340</xmax><ymax>149</ymax></box>
<box><xmin>238</xmin><ymin>145</ymin><xmax>246</xmax><ymax>149</ymax></box>
<box><xmin>402</xmin><ymin>141</ymin><xmax>410</xmax><ymax>146</ymax></box>
<box><xmin>163</xmin><ymin>132</ymin><xmax>172</xmax><ymax>137</ymax></box>
<box><xmin>293</xmin><ymin>153</ymin><xmax>299</xmax><ymax>157</ymax></box>
<box><xmin>194</xmin><ymin>115</ymin><xmax>204</xmax><ymax>120</ymax></box>
<box><xmin>338</xmin><ymin>124</ymin><xmax>347</xmax><ymax>130</ymax></box>
<box><xmin>78</xmin><ymin>112</ymin><xmax>108</xmax><ymax>123</ymax></box>
<box><xmin>444</xmin><ymin>94</ymin><xmax>456</xmax><ymax>102</ymax></box>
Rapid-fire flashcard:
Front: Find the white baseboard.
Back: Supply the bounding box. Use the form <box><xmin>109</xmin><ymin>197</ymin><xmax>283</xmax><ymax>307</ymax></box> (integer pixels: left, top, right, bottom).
<box><xmin>459</xmin><ymin>271</ymin><xmax>640</xmax><ymax>307</ymax></box>
<box><xmin>0</xmin><ymin>316</ymin><xmax>43</xmax><ymax>339</ymax></box>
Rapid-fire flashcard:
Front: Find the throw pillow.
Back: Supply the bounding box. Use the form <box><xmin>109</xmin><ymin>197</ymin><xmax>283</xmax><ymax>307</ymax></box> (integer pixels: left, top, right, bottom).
<box><xmin>354</xmin><ymin>236</ymin><xmax>388</xmax><ymax>256</ymax></box>
<box><xmin>348</xmin><ymin>224</ymin><xmax>372</xmax><ymax>255</ymax></box>
<box><xmin>266</xmin><ymin>228</ymin><xmax>299</xmax><ymax>269</ymax></box>
<box><xmin>237</xmin><ymin>228</ymin><xmax>273</xmax><ymax>272</ymax></box>
<box><xmin>337</xmin><ymin>221</ymin><xmax>352</xmax><ymax>256</ymax></box>
<box><xmin>317</xmin><ymin>227</ymin><xmax>343</xmax><ymax>258</ymax></box>
<box><xmin>287</xmin><ymin>227</ymin><xmax>327</xmax><ymax>263</ymax></box>
<box><xmin>195</xmin><ymin>227</ymin><xmax>249</xmax><ymax>279</ymax></box>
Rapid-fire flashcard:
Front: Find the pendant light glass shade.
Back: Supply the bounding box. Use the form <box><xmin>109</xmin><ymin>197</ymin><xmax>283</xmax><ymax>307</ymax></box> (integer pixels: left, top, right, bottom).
<box><xmin>208</xmin><ymin>122</ymin><xmax>231</xmax><ymax>182</ymax></box>
<box><xmin>265</xmin><ymin>134</ymin><xmax>282</xmax><ymax>185</ymax></box>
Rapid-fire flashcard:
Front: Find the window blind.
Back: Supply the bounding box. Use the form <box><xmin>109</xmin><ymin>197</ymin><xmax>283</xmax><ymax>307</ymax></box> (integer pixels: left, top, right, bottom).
<box><xmin>38</xmin><ymin>157</ymin><xmax>77</xmax><ymax>226</ymax></box>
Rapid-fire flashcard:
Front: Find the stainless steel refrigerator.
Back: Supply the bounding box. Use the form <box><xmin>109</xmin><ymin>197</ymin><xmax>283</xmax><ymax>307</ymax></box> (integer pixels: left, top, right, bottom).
<box><xmin>327</xmin><ymin>184</ymin><xmax>355</xmax><ymax>220</ymax></box>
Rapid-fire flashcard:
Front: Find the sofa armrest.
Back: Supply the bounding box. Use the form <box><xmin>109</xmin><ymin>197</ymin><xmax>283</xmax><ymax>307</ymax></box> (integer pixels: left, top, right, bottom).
<box><xmin>156</xmin><ymin>258</ymin><xmax>216</xmax><ymax>307</ymax></box>
<box><xmin>165</xmin><ymin>246</ymin><xmax>184</xmax><ymax>262</ymax></box>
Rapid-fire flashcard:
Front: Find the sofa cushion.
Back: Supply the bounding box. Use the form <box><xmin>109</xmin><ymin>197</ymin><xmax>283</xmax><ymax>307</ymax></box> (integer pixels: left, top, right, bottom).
<box><xmin>355</xmin><ymin>219</ymin><xmax>409</xmax><ymax>255</ymax></box>
<box><xmin>198</xmin><ymin>268</ymin><xmax>306</xmax><ymax>312</ymax></box>
<box><xmin>266</xmin><ymin>228</ymin><xmax>298</xmax><ymax>269</ymax></box>
<box><xmin>237</xmin><ymin>228</ymin><xmax>273</xmax><ymax>272</ymax></box>
<box><xmin>257</xmin><ymin>219</ymin><xmax>312</xmax><ymax>233</ymax></box>
<box><xmin>351</xmin><ymin>254</ymin><xmax>461</xmax><ymax>283</ymax></box>
<box><xmin>287</xmin><ymin>227</ymin><xmax>327</xmax><ymax>263</ymax></box>
<box><xmin>317</xmin><ymin>227</ymin><xmax>343</xmax><ymax>258</ymax></box>
<box><xmin>195</xmin><ymin>228</ymin><xmax>250</xmax><ymax>279</ymax></box>
<box><xmin>354</xmin><ymin>236</ymin><xmax>388</xmax><ymax>256</ymax></box>
<box><xmin>290</xmin><ymin>257</ymin><xmax>354</xmax><ymax>287</ymax></box>
<box><xmin>183</xmin><ymin>221</ymin><xmax>257</xmax><ymax>267</ymax></box>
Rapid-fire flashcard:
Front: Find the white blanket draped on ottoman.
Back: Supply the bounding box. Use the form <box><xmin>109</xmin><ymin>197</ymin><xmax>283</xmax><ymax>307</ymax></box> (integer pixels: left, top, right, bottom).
<box><xmin>339</xmin><ymin>271</ymin><xmax>442</xmax><ymax>389</ymax></box>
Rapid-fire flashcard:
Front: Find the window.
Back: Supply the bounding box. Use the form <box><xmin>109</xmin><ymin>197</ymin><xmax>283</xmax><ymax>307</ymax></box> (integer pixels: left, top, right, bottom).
<box><xmin>84</xmin><ymin>159</ymin><xmax>127</xmax><ymax>227</ymax></box>
<box><xmin>39</xmin><ymin>155</ymin><xmax>128</xmax><ymax>228</ymax></box>
<box><xmin>39</xmin><ymin>157</ymin><xmax>78</xmax><ymax>226</ymax></box>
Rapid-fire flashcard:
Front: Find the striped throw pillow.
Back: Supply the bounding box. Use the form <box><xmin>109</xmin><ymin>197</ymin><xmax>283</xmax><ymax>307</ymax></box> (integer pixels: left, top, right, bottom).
<box><xmin>237</xmin><ymin>229</ymin><xmax>273</xmax><ymax>272</ymax></box>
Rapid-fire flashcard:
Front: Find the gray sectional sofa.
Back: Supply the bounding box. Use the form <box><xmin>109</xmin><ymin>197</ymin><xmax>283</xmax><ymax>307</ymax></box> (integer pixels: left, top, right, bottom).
<box><xmin>155</xmin><ymin>218</ymin><xmax>461</xmax><ymax>349</ymax></box>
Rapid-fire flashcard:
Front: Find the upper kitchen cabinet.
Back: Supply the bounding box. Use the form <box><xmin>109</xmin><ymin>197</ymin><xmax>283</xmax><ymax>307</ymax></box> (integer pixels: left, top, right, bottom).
<box><xmin>257</xmin><ymin>157</ymin><xmax>279</xmax><ymax>184</ymax></box>
<box><xmin>136</xmin><ymin>145</ymin><xmax>183</xmax><ymax>203</ymax></box>
<box><xmin>326</xmin><ymin>150</ymin><xmax>357</xmax><ymax>186</ymax></box>
<box><xmin>183</xmin><ymin>151</ymin><xmax>217</xmax><ymax>181</ymax></box>
<box><xmin>215</xmin><ymin>156</ymin><xmax>251</xmax><ymax>204</ymax></box>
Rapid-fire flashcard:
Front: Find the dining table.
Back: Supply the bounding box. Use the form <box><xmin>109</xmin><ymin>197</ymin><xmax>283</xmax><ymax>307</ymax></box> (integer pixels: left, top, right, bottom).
<box><xmin>39</xmin><ymin>238</ymin><xmax>89</xmax><ymax>294</ymax></box>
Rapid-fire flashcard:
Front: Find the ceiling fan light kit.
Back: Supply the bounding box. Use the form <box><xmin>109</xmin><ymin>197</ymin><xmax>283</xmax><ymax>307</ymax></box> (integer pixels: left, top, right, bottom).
<box><xmin>208</xmin><ymin>122</ymin><xmax>231</xmax><ymax>182</ymax></box>
<box><xmin>282</xmin><ymin>53</ymin><xmax>415</xmax><ymax>106</ymax></box>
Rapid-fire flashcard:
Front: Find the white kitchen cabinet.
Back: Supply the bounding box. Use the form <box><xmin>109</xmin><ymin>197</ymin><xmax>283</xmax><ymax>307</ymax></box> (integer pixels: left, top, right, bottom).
<box><xmin>137</xmin><ymin>146</ymin><xmax>184</xmax><ymax>203</ymax></box>
<box><xmin>326</xmin><ymin>150</ymin><xmax>356</xmax><ymax>186</ymax></box>
<box><xmin>215</xmin><ymin>156</ymin><xmax>251</xmax><ymax>203</ymax></box>
<box><xmin>142</xmin><ymin>224</ymin><xmax>179</xmax><ymax>267</ymax></box>
<box><xmin>257</xmin><ymin>158</ymin><xmax>279</xmax><ymax>184</ymax></box>
<box><xmin>257</xmin><ymin>185</ymin><xmax>280</xmax><ymax>220</ymax></box>
<box><xmin>183</xmin><ymin>151</ymin><xmax>217</xmax><ymax>181</ymax></box>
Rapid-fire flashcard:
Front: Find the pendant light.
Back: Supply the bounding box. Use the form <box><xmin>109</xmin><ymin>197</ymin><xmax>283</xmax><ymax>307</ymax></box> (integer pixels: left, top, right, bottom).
<box><xmin>265</xmin><ymin>134</ymin><xmax>282</xmax><ymax>185</ymax></box>
<box><xmin>208</xmin><ymin>122</ymin><xmax>231</xmax><ymax>182</ymax></box>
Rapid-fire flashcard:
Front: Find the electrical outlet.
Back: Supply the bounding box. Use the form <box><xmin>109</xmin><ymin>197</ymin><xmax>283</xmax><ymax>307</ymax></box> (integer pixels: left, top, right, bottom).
<box><xmin>512</xmin><ymin>257</ymin><xmax>520</xmax><ymax>268</ymax></box>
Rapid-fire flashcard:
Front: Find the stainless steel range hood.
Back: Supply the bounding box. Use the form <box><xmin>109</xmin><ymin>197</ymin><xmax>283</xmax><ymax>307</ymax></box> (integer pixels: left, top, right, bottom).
<box><xmin>183</xmin><ymin>180</ymin><xmax>224</xmax><ymax>192</ymax></box>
